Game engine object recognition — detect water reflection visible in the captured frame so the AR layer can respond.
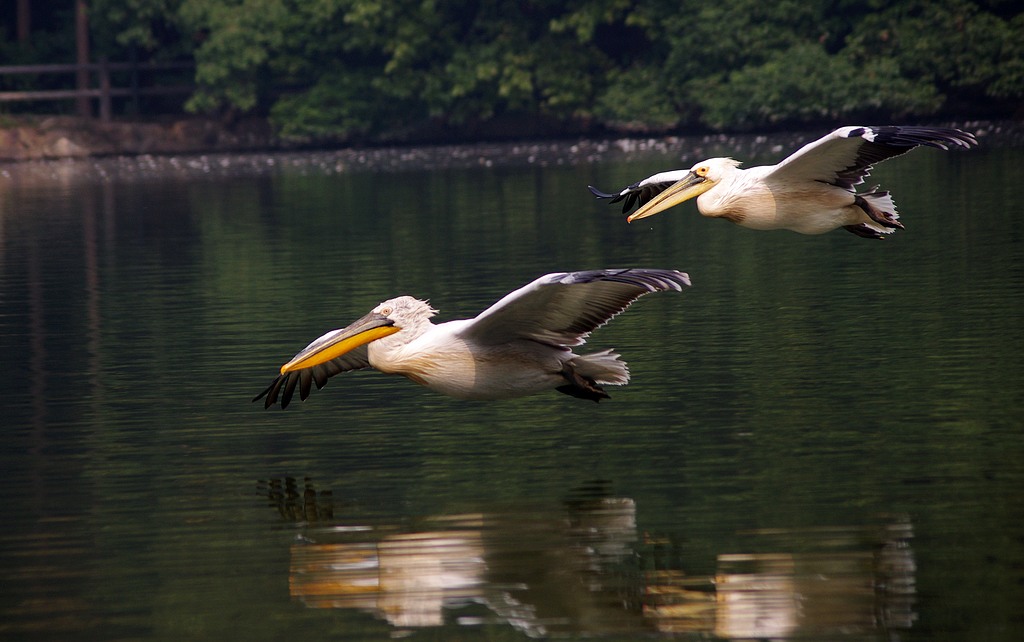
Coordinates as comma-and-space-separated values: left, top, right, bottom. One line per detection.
707, 526, 916, 639
4, 137, 1019, 640
272, 480, 915, 638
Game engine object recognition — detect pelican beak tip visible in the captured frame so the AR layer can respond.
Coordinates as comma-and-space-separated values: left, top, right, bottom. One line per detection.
278, 313, 399, 374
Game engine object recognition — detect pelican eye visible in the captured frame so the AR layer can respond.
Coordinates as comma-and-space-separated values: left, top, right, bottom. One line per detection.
695, 166, 708, 177
378, 306, 393, 316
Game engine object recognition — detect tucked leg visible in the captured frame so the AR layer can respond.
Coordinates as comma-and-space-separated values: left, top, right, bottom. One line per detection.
854, 193, 904, 229
556, 362, 610, 402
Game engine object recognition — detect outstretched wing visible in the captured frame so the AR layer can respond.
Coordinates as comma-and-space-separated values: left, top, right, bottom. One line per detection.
253, 346, 371, 409
461, 268, 690, 347
769, 125, 977, 190
589, 170, 691, 213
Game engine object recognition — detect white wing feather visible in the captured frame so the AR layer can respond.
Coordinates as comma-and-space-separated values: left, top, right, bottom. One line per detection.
460, 268, 690, 347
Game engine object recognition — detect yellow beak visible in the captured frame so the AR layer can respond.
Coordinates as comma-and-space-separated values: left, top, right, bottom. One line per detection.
627, 172, 714, 222
280, 311, 400, 374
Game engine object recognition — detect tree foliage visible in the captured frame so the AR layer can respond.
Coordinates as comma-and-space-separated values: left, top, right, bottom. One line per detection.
4, 0, 1021, 137
847, 0, 1024, 102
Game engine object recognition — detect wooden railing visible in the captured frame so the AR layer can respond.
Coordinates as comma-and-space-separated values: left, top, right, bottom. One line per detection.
0, 58, 194, 121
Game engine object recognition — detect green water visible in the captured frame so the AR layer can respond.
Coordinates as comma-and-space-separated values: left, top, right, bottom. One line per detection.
0, 134, 1021, 640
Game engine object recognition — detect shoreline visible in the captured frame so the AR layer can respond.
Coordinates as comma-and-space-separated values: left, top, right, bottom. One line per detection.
1, 116, 1019, 170
0, 115, 290, 162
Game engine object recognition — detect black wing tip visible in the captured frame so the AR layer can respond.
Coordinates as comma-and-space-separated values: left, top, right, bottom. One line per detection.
253, 357, 356, 410
588, 184, 629, 206
253, 373, 293, 409
855, 125, 978, 150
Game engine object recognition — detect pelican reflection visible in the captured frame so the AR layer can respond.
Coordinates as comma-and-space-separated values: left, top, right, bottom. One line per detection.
271, 480, 916, 638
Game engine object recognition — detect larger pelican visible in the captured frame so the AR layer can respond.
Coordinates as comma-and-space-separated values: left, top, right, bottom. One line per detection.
589, 125, 977, 238
254, 268, 690, 408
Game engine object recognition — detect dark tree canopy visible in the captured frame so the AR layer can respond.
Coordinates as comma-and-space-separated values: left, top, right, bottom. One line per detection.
2, 0, 1020, 140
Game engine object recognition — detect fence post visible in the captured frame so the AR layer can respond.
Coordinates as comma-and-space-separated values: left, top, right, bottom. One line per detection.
75, 0, 91, 117
98, 56, 112, 122
17, 0, 30, 42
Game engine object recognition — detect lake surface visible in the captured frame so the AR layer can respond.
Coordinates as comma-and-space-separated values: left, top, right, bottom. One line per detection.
1, 128, 1021, 641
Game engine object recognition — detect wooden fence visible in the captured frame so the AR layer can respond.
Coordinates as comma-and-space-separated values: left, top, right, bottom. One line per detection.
0, 58, 194, 121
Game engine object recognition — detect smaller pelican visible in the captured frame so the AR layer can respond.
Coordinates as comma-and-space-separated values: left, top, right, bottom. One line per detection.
589, 125, 977, 238
254, 268, 690, 408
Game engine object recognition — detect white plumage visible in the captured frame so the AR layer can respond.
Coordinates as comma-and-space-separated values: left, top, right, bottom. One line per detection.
254, 268, 690, 408
590, 125, 977, 238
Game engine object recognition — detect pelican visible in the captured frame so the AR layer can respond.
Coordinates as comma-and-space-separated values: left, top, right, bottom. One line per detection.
589, 125, 977, 238
254, 268, 690, 408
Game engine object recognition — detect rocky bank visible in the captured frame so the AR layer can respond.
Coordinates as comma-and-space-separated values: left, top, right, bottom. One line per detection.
0, 116, 288, 161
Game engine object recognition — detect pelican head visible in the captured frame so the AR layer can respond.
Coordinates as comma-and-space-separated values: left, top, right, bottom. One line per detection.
278, 296, 437, 375
370, 296, 438, 340
627, 158, 741, 222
